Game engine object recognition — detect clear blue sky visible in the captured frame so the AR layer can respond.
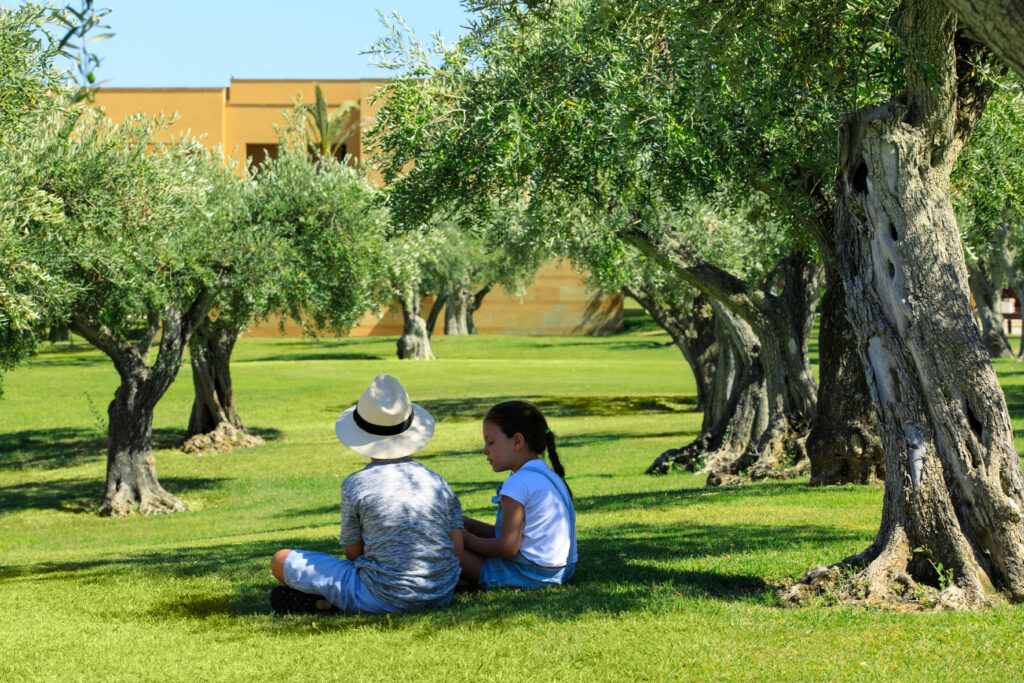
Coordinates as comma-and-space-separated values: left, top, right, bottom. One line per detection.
65, 1, 473, 87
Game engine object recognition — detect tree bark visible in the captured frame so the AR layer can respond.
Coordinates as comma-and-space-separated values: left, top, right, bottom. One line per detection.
467, 283, 494, 335
186, 318, 244, 438
967, 256, 1013, 358
70, 290, 210, 516
424, 295, 445, 339
787, 9, 1024, 607
940, 0, 1024, 80
444, 285, 473, 335
625, 234, 821, 484
807, 276, 885, 485
397, 290, 434, 360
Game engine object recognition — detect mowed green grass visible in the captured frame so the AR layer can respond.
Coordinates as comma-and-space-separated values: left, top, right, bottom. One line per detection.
3, 328, 1024, 682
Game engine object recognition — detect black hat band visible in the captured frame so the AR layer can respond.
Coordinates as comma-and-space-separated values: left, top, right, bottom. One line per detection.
353, 408, 414, 436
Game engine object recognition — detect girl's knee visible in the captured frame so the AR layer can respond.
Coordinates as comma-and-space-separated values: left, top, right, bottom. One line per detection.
270, 549, 293, 584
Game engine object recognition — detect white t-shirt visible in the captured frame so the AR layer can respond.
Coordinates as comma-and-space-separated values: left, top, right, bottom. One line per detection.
500, 459, 576, 567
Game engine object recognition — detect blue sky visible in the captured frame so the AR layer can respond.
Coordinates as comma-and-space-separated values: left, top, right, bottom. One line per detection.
68, 1, 473, 87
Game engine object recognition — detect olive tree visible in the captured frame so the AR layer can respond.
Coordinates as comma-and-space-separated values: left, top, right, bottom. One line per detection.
183, 114, 389, 448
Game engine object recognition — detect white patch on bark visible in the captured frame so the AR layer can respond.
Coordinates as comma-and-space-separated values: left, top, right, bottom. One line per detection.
867, 337, 898, 406
787, 338, 797, 355
904, 425, 926, 488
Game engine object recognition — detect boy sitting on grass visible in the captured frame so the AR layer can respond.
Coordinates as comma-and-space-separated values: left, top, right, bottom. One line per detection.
269, 374, 464, 615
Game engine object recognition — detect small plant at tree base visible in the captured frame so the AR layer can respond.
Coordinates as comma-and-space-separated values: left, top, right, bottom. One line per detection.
913, 546, 956, 592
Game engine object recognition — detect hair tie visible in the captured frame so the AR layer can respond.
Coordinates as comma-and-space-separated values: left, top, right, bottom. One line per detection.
545, 428, 552, 434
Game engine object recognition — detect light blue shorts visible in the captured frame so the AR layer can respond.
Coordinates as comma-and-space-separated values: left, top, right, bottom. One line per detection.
282, 549, 389, 614
479, 551, 575, 589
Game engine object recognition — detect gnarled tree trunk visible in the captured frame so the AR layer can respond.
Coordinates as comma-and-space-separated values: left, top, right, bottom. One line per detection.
180, 317, 264, 453
628, 234, 822, 484
397, 290, 434, 360
187, 319, 243, 437
70, 291, 209, 516
787, 11, 1024, 608
806, 246, 884, 486
467, 283, 493, 335
444, 285, 473, 335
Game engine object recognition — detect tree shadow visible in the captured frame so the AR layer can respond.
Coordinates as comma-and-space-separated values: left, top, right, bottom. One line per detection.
1, 516, 864, 626
0, 476, 226, 513
0, 428, 106, 471
417, 394, 698, 423
249, 352, 383, 363
0, 426, 285, 471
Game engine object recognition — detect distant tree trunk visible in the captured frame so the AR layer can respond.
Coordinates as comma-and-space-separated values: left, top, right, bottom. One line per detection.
988, 224, 1024, 357
179, 317, 264, 453
186, 318, 244, 438
467, 283, 494, 335
967, 257, 1013, 358
807, 275, 884, 485
70, 290, 210, 516
803, 200, 885, 487
444, 285, 473, 335
425, 295, 445, 339
787, 14, 1024, 607
397, 289, 434, 360
627, 235, 821, 484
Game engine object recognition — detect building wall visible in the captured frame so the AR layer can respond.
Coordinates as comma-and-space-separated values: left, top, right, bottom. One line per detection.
91, 79, 622, 337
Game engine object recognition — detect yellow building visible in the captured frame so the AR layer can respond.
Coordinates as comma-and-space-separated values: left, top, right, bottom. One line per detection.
92, 78, 622, 336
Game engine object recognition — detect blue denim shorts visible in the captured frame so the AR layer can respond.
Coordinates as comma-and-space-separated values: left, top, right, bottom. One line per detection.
282, 549, 390, 614
479, 551, 575, 589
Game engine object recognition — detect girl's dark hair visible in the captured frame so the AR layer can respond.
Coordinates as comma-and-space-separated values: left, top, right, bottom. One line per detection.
485, 400, 572, 499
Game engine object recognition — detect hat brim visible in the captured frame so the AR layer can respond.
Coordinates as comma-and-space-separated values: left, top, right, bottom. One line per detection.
334, 403, 435, 459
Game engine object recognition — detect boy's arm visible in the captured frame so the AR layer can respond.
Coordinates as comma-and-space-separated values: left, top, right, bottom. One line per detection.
464, 496, 524, 558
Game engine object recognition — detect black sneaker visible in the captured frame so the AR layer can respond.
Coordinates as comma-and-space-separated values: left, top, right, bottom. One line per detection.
270, 586, 340, 615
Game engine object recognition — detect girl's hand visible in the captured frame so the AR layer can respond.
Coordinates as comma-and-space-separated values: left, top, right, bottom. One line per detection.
465, 496, 525, 558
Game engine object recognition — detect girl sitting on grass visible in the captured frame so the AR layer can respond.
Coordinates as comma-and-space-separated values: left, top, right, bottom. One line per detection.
459, 400, 577, 588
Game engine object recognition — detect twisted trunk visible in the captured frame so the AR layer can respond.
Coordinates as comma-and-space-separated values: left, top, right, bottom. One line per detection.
70, 289, 210, 516
187, 318, 244, 437
467, 283, 493, 335
397, 289, 434, 360
807, 277, 885, 485
444, 285, 473, 335
787, 12, 1024, 607
626, 232, 821, 483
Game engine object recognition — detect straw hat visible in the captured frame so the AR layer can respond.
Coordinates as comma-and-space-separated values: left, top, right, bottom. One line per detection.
334, 374, 435, 459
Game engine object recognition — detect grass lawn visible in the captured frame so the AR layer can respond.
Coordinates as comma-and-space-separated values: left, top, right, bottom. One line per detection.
3, 328, 1024, 681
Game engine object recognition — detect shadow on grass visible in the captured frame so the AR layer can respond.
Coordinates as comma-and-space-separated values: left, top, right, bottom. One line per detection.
0, 476, 226, 513
1, 514, 864, 626
418, 395, 698, 424
0, 428, 107, 470
0, 426, 284, 472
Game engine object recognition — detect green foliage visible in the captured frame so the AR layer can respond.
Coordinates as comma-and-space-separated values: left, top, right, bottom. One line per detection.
953, 79, 1024, 244
250, 120, 391, 335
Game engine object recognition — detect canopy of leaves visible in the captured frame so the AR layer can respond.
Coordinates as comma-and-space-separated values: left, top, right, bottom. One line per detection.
250, 110, 391, 336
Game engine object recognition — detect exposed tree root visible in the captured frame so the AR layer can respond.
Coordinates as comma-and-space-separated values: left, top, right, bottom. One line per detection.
180, 421, 265, 454
100, 478, 186, 517
780, 528, 995, 611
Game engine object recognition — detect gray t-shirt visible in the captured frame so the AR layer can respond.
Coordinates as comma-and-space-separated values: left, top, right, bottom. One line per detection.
340, 458, 463, 611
